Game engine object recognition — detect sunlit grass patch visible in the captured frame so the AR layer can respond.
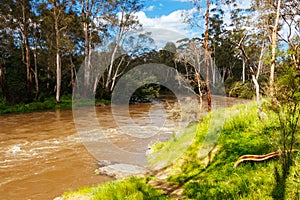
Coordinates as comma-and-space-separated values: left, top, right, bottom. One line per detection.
160, 101, 289, 199
147, 122, 201, 170
63, 177, 169, 200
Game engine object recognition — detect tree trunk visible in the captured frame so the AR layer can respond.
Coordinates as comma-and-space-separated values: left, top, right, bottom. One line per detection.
233, 150, 298, 169
205, 0, 212, 112
55, 50, 61, 103
196, 72, 203, 110
242, 58, 246, 83
25, 37, 32, 98
22, 0, 32, 99
105, 2, 126, 90
70, 54, 76, 98
93, 76, 99, 94
253, 42, 265, 120
47, 41, 53, 90
0, 64, 10, 102
53, 0, 61, 103
212, 58, 216, 85
106, 35, 121, 90
110, 56, 125, 91
251, 71, 261, 119
33, 44, 39, 100
82, 0, 91, 97
270, 0, 281, 98
84, 26, 91, 97
83, 22, 90, 96
291, 54, 299, 70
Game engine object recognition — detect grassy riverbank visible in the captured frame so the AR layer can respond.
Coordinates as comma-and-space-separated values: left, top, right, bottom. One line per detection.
62, 177, 169, 200
62, 102, 299, 199
162, 102, 299, 199
0, 95, 109, 115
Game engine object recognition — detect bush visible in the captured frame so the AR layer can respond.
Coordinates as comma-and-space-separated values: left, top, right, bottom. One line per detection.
226, 80, 254, 99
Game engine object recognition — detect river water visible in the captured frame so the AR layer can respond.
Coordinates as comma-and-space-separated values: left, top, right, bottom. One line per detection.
0, 96, 246, 199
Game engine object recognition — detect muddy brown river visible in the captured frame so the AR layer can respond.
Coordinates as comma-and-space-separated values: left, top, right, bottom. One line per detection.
0, 96, 246, 199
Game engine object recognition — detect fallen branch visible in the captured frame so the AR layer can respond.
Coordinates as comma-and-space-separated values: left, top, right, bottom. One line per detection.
233, 149, 299, 168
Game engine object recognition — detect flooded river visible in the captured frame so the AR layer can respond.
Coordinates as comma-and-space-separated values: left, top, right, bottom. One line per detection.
0, 96, 247, 199
0, 109, 113, 200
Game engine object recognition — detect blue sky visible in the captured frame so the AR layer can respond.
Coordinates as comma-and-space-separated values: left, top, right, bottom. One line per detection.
132, 0, 252, 48
132, 0, 198, 48
143, 0, 194, 18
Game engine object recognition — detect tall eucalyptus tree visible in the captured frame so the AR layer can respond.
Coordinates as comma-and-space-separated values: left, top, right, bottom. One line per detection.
105, 0, 143, 92
0, 0, 34, 100
39, 0, 75, 103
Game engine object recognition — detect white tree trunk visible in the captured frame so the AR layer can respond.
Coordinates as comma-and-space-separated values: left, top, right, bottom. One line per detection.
270, 0, 281, 98
56, 53, 61, 103
52, 0, 61, 103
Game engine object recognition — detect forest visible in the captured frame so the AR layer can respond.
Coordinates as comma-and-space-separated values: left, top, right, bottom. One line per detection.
0, 0, 298, 107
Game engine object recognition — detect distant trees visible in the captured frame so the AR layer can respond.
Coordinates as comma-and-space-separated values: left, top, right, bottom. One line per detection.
47, 0, 70, 103
278, 0, 300, 69
175, 38, 207, 109
78, 0, 108, 97
0, 8, 13, 102
20, 0, 33, 99
0, 0, 299, 108
180, 0, 217, 111
0, 0, 34, 101
104, 0, 143, 92
0, 0, 146, 104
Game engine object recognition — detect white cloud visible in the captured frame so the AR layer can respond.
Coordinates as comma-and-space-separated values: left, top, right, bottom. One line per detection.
134, 10, 196, 48
143, 5, 155, 12
133, 1, 254, 48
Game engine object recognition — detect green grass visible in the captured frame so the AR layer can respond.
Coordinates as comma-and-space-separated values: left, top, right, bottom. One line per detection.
62, 101, 299, 199
147, 121, 200, 169
0, 95, 110, 115
63, 177, 170, 200
160, 101, 299, 199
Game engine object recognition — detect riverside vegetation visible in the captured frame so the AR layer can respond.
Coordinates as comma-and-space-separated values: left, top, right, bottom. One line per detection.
62, 101, 300, 199
0, 95, 110, 115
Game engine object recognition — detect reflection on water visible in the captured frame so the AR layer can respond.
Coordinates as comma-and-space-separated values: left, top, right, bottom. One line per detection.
0, 96, 247, 200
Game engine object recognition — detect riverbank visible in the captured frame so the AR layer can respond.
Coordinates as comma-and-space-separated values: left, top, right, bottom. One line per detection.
0, 95, 110, 115
60, 101, 300, 199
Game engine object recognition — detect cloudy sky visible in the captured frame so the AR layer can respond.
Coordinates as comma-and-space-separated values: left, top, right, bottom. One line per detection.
134, 0, 197, 48
132, 0, 252, 48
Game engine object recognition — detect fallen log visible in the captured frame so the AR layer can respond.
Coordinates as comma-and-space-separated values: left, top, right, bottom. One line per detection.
233, 149, 299, 168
